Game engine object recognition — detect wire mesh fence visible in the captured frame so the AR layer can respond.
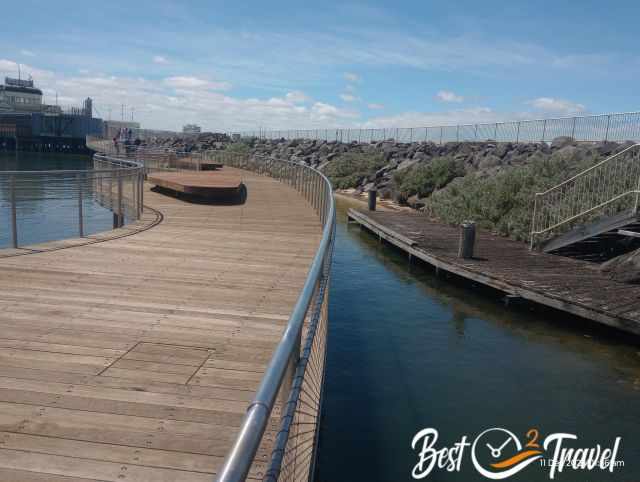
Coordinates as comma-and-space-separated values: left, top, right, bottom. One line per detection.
235, 112, 640, 144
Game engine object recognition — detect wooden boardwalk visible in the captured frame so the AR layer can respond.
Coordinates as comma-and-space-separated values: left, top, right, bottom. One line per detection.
348, 208, 640, 335
0, 168, 321, 481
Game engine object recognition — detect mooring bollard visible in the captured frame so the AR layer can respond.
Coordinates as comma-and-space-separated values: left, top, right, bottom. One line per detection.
368, 189, 377, 211
458, 221, 476, 259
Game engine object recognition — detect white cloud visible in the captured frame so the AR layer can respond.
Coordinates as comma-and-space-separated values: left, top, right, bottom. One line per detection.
436, 90, 464, 103
153, 55, 169, 64
164, 76, 231, 91
0, 59, 54, 82
20, 50, 36, 57
362, 107, 502, 128
344, 72, 360, 82
340, 93, 359, 102
285, 91, 309, 103
526, 97, 586, 115
0, 57, 358, 130
367, 103, 384, 110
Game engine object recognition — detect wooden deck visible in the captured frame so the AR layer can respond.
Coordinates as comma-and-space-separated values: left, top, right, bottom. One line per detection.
348, 208, 640, 335
148, 170, 243, 199
0, 167, 321, 481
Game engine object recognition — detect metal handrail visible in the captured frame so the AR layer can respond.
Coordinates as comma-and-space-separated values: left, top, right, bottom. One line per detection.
530, 143, 640, 248
535, 143, 640, 196
211, 155, 335, 482
1, 155, 144, 249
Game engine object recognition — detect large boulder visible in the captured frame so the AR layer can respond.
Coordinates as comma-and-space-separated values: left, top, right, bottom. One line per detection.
551, 136, 575, 150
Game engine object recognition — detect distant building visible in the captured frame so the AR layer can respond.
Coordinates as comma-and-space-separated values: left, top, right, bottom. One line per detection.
183, 124, 201, 134
0, 77, 43, 113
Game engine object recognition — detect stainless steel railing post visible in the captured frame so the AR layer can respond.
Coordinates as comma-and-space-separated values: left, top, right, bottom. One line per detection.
139, 170, 144, 216
77, 173, 84, 237
117, 173, 123, 228
10, 175, 18, 248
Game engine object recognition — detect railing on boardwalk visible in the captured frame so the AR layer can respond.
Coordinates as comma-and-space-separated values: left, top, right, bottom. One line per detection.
210, 151, 335, 482
530, 143, 640, 248
232, 111, 640, 144
1, 155, 144, 249
87, 138, 336, 482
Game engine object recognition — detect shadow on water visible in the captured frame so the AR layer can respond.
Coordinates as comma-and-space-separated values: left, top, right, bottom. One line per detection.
316, 197, 640, 482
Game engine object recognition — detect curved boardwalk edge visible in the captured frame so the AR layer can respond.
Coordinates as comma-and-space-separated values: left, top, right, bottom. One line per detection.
348, 208, 640, 335
0, 207, 163, 259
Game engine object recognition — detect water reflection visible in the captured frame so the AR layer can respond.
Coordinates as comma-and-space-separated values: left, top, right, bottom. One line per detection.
0, 152, 115, 248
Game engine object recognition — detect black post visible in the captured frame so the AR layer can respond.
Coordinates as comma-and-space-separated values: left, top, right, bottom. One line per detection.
458, 221, 476, 259
368, 189, 377, 211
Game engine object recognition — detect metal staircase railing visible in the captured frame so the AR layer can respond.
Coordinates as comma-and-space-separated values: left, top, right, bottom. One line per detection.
530, 143, 640, 249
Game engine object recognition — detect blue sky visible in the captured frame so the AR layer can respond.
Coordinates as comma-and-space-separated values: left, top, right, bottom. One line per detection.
1, 0, 639, 131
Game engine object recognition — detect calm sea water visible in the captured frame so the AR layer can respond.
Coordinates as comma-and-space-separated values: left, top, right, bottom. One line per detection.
0, 152, 115, 248
316, 198, 640, 482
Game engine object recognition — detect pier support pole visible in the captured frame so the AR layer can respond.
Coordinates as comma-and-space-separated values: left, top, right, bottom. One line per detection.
458, 221, 476, 259
368, 189, 377, 211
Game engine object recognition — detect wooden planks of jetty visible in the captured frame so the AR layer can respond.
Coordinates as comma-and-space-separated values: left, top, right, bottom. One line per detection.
348, 208, 640, 335
0, 167, 321, 481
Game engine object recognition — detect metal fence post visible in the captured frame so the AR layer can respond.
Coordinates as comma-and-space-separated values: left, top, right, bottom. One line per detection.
117, 173, 123, 228
516, 121, 521, 143
542, 119, 547, 142
494, 123, 498, 140
10, 175, 18, 248
605, 115, 611, 142
77, 174, 84, 237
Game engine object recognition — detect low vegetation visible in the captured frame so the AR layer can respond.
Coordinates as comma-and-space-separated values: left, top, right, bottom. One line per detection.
423, 149, 604, 241
393, 157, 463, 201
324, 152, 386, 189
225, 141, 252, 153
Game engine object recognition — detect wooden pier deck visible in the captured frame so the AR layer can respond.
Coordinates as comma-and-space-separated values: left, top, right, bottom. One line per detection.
0, 167, 321, 481
348, 208, 640, 335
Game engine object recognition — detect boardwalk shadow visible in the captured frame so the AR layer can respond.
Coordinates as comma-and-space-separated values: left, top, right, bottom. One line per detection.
151, 183, 247, 205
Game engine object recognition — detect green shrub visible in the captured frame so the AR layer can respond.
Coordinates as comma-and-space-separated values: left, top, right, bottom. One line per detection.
225, 141, 251, 153
324, 152, 386, 189
393, 157, 463, 199
423, 152, 605, 241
